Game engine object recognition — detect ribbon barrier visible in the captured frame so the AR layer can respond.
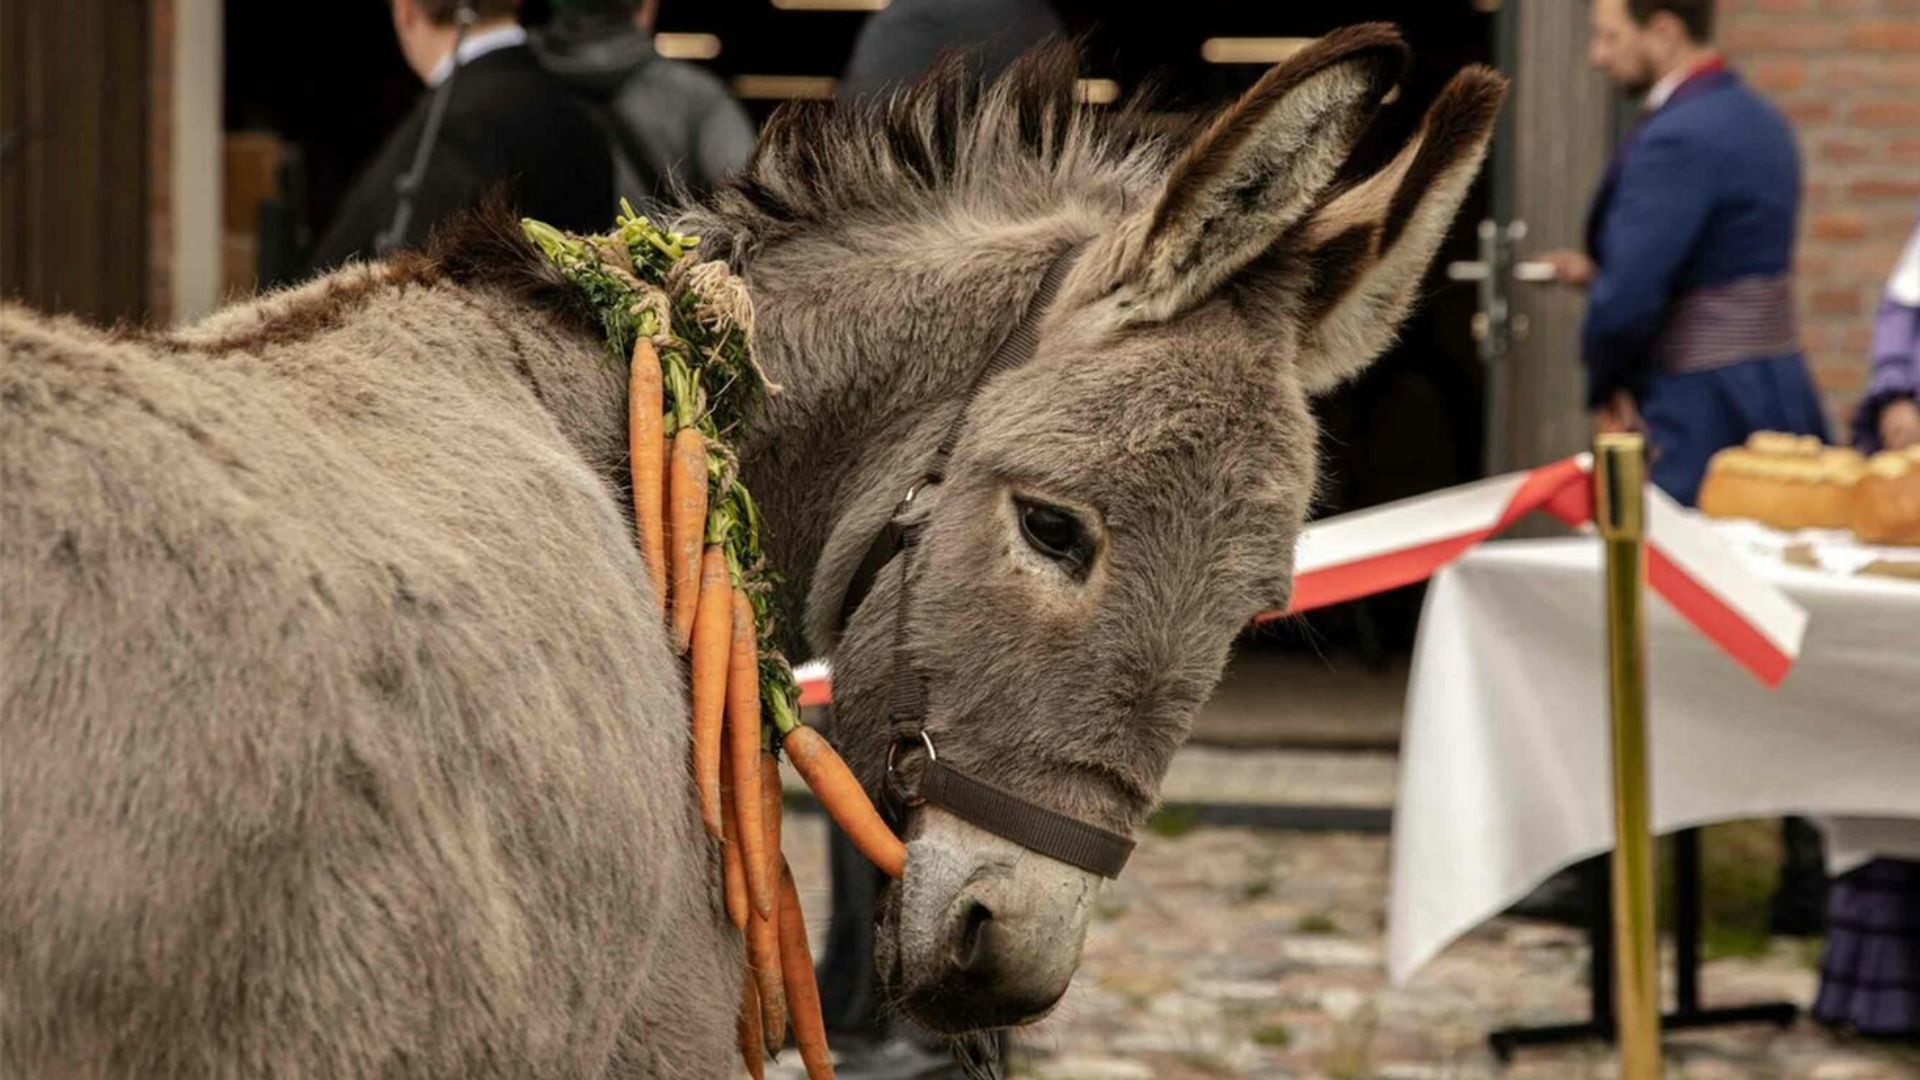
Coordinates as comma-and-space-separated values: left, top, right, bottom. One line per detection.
1266, 453, 1808, 687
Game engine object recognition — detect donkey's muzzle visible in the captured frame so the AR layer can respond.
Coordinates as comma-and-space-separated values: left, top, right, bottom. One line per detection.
883, 806, 1100, 1033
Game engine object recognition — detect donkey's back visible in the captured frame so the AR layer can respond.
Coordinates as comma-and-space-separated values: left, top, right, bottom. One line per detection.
0, 284, 737, 1077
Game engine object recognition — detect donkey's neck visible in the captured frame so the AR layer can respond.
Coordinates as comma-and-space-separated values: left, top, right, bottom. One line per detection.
726, 216, 1089, 655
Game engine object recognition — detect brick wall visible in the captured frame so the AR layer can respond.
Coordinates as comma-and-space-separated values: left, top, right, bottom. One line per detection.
1719, 0, 1920, 434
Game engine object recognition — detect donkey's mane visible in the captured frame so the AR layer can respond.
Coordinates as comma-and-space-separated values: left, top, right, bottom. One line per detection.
682, 42, 1192, 260
146, 195, 596, 354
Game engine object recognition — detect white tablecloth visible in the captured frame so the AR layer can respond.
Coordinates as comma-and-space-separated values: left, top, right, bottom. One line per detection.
1388, 536, 1920, 985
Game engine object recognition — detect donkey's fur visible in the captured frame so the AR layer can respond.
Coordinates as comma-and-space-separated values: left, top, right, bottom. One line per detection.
1, 28, 1503, 1074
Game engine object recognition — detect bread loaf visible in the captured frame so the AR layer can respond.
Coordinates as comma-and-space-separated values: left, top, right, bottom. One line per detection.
1850, 446, 1920, 546
1697, 434, 1864, 531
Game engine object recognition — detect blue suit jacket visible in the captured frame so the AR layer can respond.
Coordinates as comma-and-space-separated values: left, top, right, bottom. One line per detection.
1582, 70, 1803, 408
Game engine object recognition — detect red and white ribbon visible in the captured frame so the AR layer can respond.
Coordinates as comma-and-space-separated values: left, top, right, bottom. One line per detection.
1269, 456, 1593, 617
795, 659, 832, 710
1267, 455, 1806, 687
793, 456, 1807, 703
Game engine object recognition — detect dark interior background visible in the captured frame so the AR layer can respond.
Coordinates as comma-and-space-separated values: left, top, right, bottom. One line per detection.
223, 0, 1497, 661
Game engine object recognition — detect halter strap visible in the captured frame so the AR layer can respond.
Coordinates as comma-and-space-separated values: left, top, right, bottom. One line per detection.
830, 242, 1136, 880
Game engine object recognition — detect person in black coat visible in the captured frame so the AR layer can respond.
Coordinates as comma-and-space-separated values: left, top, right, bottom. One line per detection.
308, 0, 613, 274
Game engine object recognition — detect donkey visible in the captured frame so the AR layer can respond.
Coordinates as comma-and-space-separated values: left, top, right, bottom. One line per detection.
0, 25, 1503, 1077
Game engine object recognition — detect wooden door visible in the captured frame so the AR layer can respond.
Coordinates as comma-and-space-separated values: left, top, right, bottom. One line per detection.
1477, 1, 1620, 475
1, 0, 150, 324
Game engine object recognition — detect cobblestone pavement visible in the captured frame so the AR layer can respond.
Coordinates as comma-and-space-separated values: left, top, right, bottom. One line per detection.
773, 815, 1919, 1080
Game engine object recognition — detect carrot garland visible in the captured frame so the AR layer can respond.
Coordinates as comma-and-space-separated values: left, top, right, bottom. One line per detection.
747, 892, 787, 1060
720, 757, 748, 931
727, 589, 774, 920
779, 860, 835, 1079
528, 207, 911, 1077
629, 340, 668, 614
777, 720, 908, 880
666, 425, 709, 654
758, 750, 789, 1055
690, 546, 732, 839
760, 747, 784, 910
738, 976, 767, 1080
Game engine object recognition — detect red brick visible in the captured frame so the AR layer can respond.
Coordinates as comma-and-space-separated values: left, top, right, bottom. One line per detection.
1848, 20, 1920, 51
1886, 58, 1920, 87
1892, 137, 1920, 162
1811, 213, 1870, 242
1813, 289, 1864, 316
1724, 20, 1848, 50
1814, 61, 1878, 91
1750, 59, 1807, 91
1817, 138, 1870, 164
1781, 99, 1837, 125
1853, 99, 1920, 128
1845, 244, 1911, 278
1815, 364, 1865, 393
1850, 177, 1920, 201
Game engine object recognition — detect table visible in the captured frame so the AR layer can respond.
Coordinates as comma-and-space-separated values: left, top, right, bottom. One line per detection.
1388, 535, 1920, 986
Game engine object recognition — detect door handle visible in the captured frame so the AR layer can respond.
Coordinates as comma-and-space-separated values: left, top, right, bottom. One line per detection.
1449, 259, 1559, 283
1513, 260, 1559, 283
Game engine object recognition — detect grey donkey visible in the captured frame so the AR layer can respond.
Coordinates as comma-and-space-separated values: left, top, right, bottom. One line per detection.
0, 26, 1504, 1077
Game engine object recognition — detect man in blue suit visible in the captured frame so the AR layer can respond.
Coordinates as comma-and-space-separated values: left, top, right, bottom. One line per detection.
1541, 0, 1827, 505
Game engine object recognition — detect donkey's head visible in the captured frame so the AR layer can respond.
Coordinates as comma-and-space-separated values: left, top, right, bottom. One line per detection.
699, 25, 1503, 1034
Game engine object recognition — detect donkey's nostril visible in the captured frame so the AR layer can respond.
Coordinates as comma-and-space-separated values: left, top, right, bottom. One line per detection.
952, 895, 995, 973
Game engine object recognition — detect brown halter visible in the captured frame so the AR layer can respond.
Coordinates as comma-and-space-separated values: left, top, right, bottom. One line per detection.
833, 243, 1134, 880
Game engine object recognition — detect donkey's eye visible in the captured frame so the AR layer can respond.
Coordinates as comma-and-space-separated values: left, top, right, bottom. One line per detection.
1016, 498, 1093, 573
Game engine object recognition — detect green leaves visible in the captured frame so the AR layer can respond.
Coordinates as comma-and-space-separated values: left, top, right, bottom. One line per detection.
528, 211, 799, 750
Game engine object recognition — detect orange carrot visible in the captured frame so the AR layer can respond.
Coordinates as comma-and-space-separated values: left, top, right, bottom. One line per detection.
628, 340, 667, 616
747, 893, 787, 1061
760, 747, 784, 890
667, 428, 708, 652
759, 750, 790, 1056
782, 726, 906, 879
779, 859, 834, 1079
690, 546, 731, 838
727, 589, 773, 920
720, 756, 748, 931
738, 973, 766, 1080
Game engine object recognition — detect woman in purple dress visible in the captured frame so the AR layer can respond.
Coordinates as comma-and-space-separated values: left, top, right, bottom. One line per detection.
1850, 213, 1920, 454
1816, 209, 1920, 1042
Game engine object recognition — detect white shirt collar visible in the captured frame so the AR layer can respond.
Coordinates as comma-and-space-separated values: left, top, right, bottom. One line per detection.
427, 23, 527, 87
1645, 66, 1690, 111
1646, 55, 1720, 111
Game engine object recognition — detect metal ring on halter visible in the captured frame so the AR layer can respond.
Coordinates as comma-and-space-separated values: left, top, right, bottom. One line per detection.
897, 476, 933, 514
886, 729, 937, 773
885, 731, 937, 810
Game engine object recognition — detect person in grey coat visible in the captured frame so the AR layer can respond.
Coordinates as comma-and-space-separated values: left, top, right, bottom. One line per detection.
532, 0, 755, 208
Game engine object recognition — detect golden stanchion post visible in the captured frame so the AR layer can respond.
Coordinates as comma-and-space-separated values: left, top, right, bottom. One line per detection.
1594, 433, 1661, 1078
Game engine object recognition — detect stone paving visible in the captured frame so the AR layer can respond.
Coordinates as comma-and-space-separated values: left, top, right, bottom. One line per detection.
771, 814, 1920, 1080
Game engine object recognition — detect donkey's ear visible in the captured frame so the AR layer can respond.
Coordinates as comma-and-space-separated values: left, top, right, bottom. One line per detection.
1284, 66, 1509, 394
1108, 24, 1408, 323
